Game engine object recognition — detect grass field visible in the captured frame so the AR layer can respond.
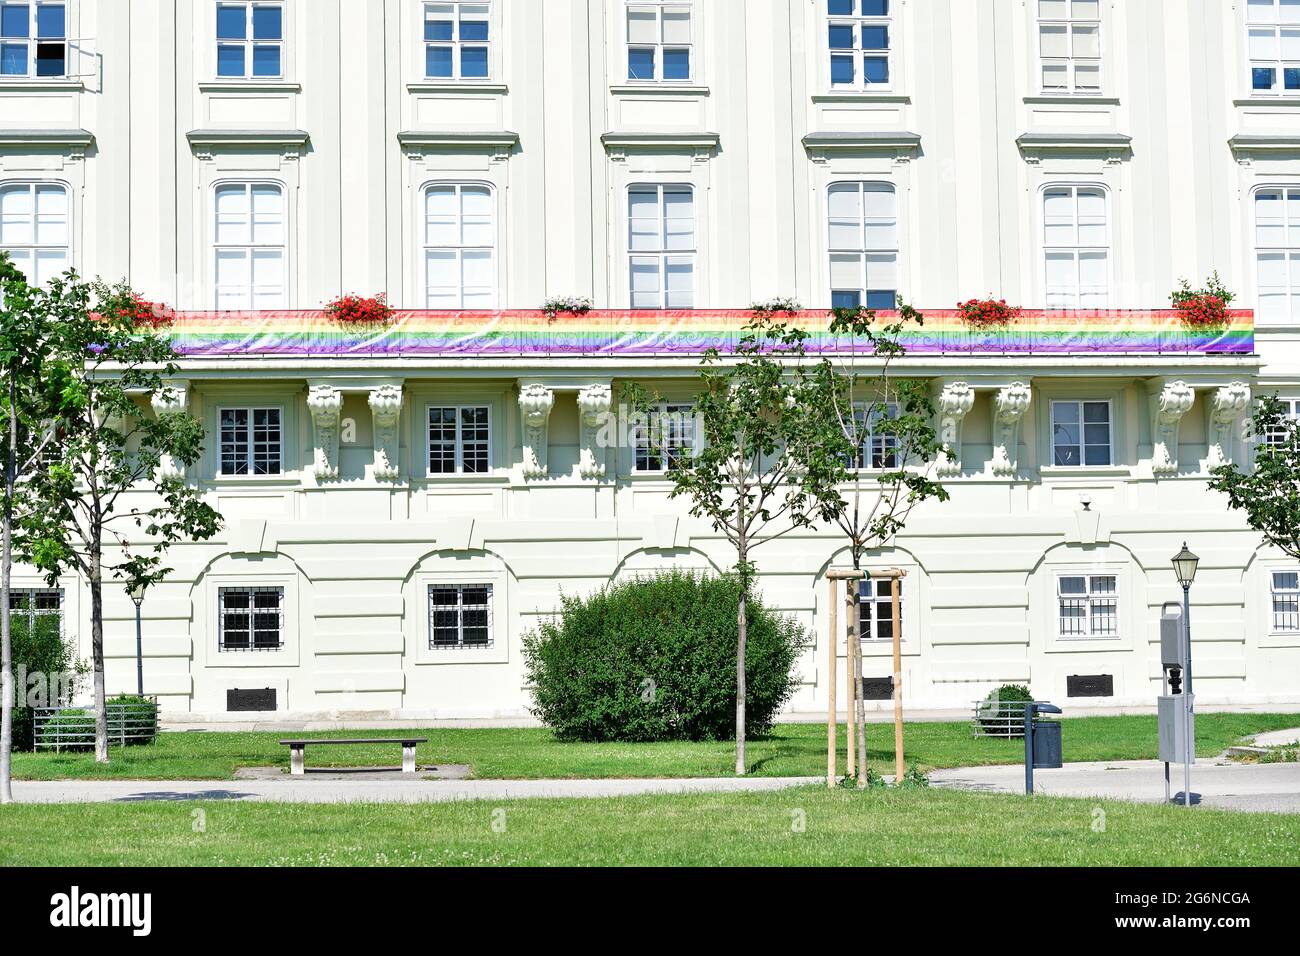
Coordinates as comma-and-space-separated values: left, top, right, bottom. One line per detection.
10, 712, 1297, 781
2, 786, 1297, 866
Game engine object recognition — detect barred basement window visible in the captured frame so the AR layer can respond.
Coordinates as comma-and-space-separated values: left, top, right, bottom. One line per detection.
218, 586, 284, 651
219, 407, 282, 475
633, 403, 695, 472
427, 405, 490, 474
1057, 573, 1118, 638
1271, 570, 1300, 632
857, 577, 901, 641
428, 583, 492, 649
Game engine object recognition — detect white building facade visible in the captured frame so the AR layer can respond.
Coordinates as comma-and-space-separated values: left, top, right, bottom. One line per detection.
3, 0, 1299, 718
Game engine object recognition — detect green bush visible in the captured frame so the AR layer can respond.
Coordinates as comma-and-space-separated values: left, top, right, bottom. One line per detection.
523, 571, 806, 742
105, 695, 160, 745
37, 708, 94, 750
10, 611, 84, 751
976, 683, 1034, 737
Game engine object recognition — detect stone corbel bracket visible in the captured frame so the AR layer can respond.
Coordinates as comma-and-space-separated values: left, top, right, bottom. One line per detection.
991, 382, 1032, 478
368, 384, 403, 480
1206, 382, 1251, 469
1151, 380, 1194, 476
519, 383, 555, 479
306, 384, 344, 480
151, 382, 190, 480
577, 383, 613, 479
936, 381, 975, 478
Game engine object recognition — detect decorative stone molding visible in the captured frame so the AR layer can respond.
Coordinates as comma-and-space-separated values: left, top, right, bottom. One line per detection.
1015, 131, 1132, 166
518, 383, 555, 479
368, 384, 403, 481
1206, 382, 1251, 469
186, 128, 310, 162
990, 383, 1032, 478
306, 384, 344, 480
801, 130, 922, 167
397, 129, 518, 164
601, 131, 720, 164
1151, 380, 1195, 477
577, 383, 614, 479
151, 382, 190, 480
936, 381, 975, 478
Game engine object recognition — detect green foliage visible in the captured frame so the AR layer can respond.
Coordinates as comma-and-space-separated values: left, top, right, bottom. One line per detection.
10, 612, 83, 750
1208, 395, 1300, 559
522, 571, 806, 742
104, 694, 159, 745
990, 683, 1034, 702
38, 708, 93, 750
899, 763, 930, 788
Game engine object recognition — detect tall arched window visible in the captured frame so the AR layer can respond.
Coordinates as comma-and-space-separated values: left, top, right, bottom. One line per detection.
213, 181, 286, 310
0, 181, 69, 286
1043, 184, 1108, 308
423, 183, 496, 309
828, 181, 896, 310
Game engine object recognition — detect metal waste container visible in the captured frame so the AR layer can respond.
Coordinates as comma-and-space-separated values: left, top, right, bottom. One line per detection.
1032, 719, 1062, 769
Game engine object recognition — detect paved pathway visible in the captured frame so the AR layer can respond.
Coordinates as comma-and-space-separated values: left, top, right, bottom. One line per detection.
1251, 727, 1300, 747
11, 775, 821, 805
931, 759, 1300, 813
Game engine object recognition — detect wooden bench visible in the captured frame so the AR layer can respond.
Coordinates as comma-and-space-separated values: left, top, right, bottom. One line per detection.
278, 737, 428, 775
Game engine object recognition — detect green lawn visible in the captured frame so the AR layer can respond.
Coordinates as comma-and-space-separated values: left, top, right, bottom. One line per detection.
2, 786, 1297, 866
11, 712, 1298, 781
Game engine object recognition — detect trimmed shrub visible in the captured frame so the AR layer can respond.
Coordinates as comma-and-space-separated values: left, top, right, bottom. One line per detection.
105, 695, 160, 745
523, 571, 806, 742
37, 708, 94, 750
976, 683, 1034, 737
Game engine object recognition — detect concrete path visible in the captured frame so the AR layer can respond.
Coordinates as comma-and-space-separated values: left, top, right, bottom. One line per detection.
1251, 727, 1300, 748
11, 775, 821, 805
931, 759, 1300, 813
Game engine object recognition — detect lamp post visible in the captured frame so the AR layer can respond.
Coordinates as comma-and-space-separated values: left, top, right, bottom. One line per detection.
1171, 542, 1199, 807
127, 583, 146, 696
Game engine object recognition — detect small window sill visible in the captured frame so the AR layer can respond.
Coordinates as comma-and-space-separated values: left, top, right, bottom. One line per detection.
1038, 465, 1132, 479
205, 475, 298, 487
199, 80, 301, 93
1023, 93, 1119, 105
406, 81, 507, 95
812, 91, 909, 104
610, 83, 709, 97
0, 78, 84, 92
1234, 96, 1300, 106
415, 473, 510, 485
1261, 634, 1300, 648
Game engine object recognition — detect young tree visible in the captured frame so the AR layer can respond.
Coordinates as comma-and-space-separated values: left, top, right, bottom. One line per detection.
818, 303, 949, 785
18, 274, 222, 764
1207, 395, 1300, 558
626, 303, 848, 774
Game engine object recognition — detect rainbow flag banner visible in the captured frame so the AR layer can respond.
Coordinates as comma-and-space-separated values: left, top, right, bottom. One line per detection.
159, 309, 1254, 358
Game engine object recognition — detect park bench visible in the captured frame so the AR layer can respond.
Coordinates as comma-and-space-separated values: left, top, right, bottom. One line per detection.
278, 737, 428, 775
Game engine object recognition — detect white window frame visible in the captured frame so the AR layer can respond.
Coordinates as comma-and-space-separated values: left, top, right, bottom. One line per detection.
1261, 396, 1300, 446
627, 183, 695, 309
1041, 183, 1110, 309
857, 575, 902, 642
422, 1, 492, 81
625, 0, 694, 84
422, 181, 497, 309
1247, 0, 1300, 96
1055, 571, 1120, 639
214, 0, 284, 80
849, 401, 898, 470
1252, 184, 1300, 325
1036, 0, 1101, 94
1269, 569, 1300, 633
0, 0, 67, 79
826, 0, 893, 92
828, 180, 898, 311
218, 405, 284, 476
217, 585, 285, 651
1049, 399, 1112, 467
426, 404, 492, 475
0, 179, 70, 287
428, 582, 494, 649
633, 402, 697, 473
211, 179, 287, 310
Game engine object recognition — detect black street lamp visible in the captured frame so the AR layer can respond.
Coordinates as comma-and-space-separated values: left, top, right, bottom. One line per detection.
1171, 542, 1198, 806
127, 583, 146, 696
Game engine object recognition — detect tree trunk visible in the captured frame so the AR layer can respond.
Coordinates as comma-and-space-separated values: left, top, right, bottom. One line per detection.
735, 581, 747, 776
1, 371, 16, 803
851, 573, 867, 788
89, 549, 108, 764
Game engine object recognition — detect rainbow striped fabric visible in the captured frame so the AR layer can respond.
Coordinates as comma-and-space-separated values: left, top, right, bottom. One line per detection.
157, 309, 1254, 358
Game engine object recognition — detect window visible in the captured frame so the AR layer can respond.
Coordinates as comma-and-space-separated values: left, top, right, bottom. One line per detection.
8, 587, 61, 631
428, 583, 492, 648
218, 586, 284, 650
1262, 397, 1300, 446
828, 182, 897, 311
424, 183, 495, 308
1248, 0, 1300, 94
850, 402, 898, 469
213, 182, 286, 310
857, 577, 901, 641
0, 182, 69, 286
1271, 570, 1300, 631
219, 407, 282, 475
1037, 0, 1100, 93
424, 2, 489, 79
1043, 185, 1108, 308
827, 0, 890, 89
216, 2, 283, 78
628, 184, 694, 308
0, 1, 65, 77
427, 405, 490, 474
1254, 187, 1300, 323
1057, 573, 1118, 638
1051, 400, 1111, 466
626, 1, 692, 82
634, 403, 695, 472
